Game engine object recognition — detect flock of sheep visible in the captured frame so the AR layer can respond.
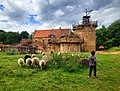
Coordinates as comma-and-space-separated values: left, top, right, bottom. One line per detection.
17, 53, 48, 70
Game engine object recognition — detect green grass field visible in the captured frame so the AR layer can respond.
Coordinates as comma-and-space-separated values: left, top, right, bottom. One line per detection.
0, 52, 120, 91
106, 47, 120, 52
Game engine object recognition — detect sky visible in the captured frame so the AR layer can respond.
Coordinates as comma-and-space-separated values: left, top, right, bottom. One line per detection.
0, 0, 120, 34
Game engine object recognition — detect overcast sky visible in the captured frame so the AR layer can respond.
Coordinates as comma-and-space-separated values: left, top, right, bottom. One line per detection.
0, 0, 120, 34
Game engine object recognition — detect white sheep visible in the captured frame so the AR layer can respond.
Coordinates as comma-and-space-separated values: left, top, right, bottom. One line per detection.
26, 58, 32, 67
42, 54, 48, 62
31, 57, 39, 67
42, 52, 45, 55
39, 59, 46, 70
31, 54, 36, 58
18, 58, 24, 67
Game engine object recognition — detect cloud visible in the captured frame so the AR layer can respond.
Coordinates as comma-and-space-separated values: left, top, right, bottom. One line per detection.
92, 0, 113, 10
2, 0, 28, 22
0, 0, 120, 34
54, 9, 65, 17
91, 0, 120, 27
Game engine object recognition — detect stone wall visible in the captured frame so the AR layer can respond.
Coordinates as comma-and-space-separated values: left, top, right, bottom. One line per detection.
60, 43, 80, 53
74, 25, 96, 52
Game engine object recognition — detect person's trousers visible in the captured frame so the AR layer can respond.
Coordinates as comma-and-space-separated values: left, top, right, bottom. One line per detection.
88, 66, 96, 77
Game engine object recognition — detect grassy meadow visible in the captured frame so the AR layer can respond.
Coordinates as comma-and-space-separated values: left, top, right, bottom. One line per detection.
0, 52, 120, 91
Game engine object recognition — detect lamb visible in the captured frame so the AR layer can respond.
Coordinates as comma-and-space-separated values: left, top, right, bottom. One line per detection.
39, 59, 46, 70
31, 57, 39, 67
26, 58, 32, 67
18, 58, 24, 67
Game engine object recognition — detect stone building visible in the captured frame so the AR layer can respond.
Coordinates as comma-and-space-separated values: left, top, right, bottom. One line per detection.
32, 28, 71, 53
32, 10, 97, 53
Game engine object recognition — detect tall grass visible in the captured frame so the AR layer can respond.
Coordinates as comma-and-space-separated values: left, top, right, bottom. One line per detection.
0, 52, 120, 91
106, 47, 120, 52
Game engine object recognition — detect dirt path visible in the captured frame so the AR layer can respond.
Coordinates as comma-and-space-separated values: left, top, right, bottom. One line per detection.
97, 51, 120, 54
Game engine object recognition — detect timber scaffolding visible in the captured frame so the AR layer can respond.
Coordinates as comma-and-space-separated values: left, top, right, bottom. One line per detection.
73, 9, 97, 31
73, 20, 97, 31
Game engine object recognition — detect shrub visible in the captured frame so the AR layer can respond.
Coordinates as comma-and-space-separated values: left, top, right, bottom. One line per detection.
46, 52, 88, 73
5, 48, 19, 55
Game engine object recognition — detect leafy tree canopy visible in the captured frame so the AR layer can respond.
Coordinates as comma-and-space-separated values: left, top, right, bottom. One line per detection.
20, 31, 29, 39
96, 19, 120, 50
0, 30, 29, 45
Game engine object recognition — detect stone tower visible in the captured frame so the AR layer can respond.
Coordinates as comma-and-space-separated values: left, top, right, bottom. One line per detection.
73, 9, 97, 52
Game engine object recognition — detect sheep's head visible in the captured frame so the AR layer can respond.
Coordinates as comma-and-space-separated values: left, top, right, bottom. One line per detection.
31, 54, 36, 58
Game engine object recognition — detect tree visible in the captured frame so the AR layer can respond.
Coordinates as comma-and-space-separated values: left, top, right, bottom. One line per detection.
0, 30, 6, 43
107, 20, 120, 47
20, 31, 29, 39
96, 19, 120, 49
0, 30, 5, 33
96, 25, 107, 49
4, 32, 20, 45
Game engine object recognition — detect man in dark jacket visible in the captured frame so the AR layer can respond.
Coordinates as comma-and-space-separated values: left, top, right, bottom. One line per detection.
88, 50, 97, 78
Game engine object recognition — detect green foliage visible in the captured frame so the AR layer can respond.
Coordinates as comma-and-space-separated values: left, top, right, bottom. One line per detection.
0, 30, 5, 33
96, 19, 120, 49
47, 52, 87, 73
4, 32, 21, 44
96, 25, 107, 48
106, 47, 120, 52
0, 30, 30, 45
20, 31, 29, 39
0, 32, 5, 43
5, 48, 19, 55
28, 34, 33, 40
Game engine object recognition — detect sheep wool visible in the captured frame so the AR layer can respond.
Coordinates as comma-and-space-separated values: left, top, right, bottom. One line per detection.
39, 59, 46, 70
42, 55, 48, 62
18, 58, 24, 67
26, 58, 32, 67
31, 57, 39, 67
31, 54, 36, 58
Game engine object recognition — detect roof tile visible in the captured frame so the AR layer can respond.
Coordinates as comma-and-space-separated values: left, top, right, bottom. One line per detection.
33, 28, 70, 38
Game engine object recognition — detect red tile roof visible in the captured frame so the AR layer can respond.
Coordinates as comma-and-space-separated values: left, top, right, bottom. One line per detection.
33, 28, 71, 38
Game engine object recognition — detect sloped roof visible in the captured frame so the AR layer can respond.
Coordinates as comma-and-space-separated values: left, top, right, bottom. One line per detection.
33, 28, 71, 38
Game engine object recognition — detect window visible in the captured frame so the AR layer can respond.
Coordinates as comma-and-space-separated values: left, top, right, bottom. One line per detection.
41, 38, 45, 43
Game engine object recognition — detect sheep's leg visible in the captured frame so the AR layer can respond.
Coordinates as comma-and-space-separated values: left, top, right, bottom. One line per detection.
30, 64, 31, 67
41, 66, 43, 70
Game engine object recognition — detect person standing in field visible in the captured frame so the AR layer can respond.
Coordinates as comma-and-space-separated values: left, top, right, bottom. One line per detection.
88, 50, 97, 78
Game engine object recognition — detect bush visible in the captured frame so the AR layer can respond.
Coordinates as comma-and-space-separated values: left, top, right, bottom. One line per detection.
46, 52, 88, 73
5, 48, 19, 55
46, 52, 64, 69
